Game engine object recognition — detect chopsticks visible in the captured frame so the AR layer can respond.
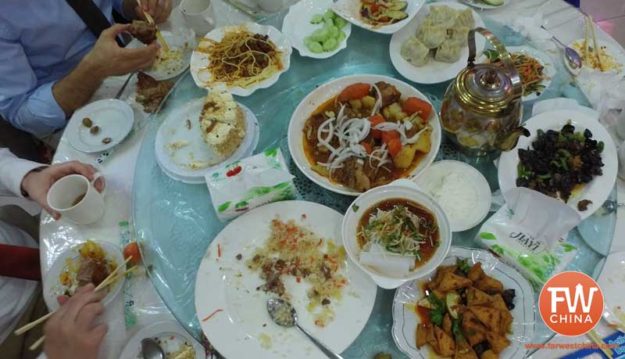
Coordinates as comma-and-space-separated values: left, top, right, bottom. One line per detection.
587, 329, 613, 358
583, 14, 604, 71
15, 257, 133, 350
136, 0, 170, 51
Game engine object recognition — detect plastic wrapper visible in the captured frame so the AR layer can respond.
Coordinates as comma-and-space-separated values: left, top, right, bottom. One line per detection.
476, 188, 581, 286
205, 147, 296, 221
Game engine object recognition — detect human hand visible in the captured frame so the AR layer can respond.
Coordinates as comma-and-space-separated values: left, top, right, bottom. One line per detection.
82, 24, 159, 78
20, 161, 105, 220
135, 0, 173, 24
44, 284, 108, 359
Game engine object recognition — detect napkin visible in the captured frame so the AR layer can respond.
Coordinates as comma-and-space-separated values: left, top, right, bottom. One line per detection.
205, 147, 296, 221
508, 13, 554, 50
477, 188, 581, 285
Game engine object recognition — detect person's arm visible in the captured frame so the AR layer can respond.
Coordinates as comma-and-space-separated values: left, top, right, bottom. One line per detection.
118, 0, 173, 24
52, 24, 158, 117
0, 148, 42, 198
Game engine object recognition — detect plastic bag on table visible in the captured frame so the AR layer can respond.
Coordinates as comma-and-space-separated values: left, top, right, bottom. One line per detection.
476, 187, 581, 286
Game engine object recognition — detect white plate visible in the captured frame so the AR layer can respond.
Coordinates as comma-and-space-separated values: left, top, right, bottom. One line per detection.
331, 0, 424, 34
498, 109, 618, 220
129, 29, 196, 81
596, 251, 625, 330
389, 2, 486, 84
119, 320, 204, 359
568, 38, 625, 75
342, 185, 452, 289
194, 200, 377, 359
392, 247, 535, 359
459, 0, 509, 10
66, 99, 134, 153
190, 23, 292, 96
287, 74, 442, 196
415, 160, 491, 232
481, 46, 556, 102
154, 98, 259, 184
282, 0, 352, 59
43, 241, 125, 311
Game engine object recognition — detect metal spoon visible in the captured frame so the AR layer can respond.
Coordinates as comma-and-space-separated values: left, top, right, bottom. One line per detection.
266, 298, 343, 359
549, 33, 583, 70
141, 338, 165, 359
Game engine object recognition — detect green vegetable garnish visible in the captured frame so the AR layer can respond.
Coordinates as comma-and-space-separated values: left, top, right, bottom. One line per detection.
457, 258, 471, 274
428, 294, 446, 326
310, 14, 323, 24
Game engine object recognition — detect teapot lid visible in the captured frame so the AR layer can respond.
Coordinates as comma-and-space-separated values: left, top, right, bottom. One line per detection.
464, 65, 514, 103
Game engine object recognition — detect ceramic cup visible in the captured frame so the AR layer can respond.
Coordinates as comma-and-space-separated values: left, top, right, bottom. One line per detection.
47, 173, 105, 224
179, 0, 215, 37
619, 141, 625, 180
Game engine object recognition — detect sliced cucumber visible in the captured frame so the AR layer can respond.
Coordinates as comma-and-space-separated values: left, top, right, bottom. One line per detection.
389, 0, 407, 11
384, 10, 408, 21
482, 0, 503, 6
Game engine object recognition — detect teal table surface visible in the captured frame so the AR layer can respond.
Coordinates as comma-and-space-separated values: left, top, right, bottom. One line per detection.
132, 16, 616, 358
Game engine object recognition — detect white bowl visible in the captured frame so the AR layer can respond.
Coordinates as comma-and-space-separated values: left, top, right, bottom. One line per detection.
43, 241, 125, 311
341, 185, 452, 289
287, 74, 442, 196
282, 0, 352, 59
190, 23, 292, 96
415, 160, 491, 232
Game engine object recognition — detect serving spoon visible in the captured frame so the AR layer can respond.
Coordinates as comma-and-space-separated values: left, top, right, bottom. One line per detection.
141, 338, 165, 359
542, 28, 583, 71
266, 298, 343, 359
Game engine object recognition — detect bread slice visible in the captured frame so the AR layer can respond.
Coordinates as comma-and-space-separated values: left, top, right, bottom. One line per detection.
199, 88, 246, 159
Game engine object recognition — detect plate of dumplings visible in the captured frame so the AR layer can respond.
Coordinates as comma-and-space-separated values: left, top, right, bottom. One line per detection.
389, 2, 485, 84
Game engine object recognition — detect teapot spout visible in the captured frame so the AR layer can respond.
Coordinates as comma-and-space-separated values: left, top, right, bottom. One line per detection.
498, 127, 530, 151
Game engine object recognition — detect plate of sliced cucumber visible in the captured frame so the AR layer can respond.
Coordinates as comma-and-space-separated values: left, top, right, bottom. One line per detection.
282, 0, 352, 59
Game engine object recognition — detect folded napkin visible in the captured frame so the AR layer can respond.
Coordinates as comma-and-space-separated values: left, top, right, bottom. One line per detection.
508, 13, 555, 50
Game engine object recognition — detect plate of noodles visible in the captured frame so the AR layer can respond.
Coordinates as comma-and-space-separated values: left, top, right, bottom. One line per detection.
482, 46, 556, 101
190, 23, 292, 96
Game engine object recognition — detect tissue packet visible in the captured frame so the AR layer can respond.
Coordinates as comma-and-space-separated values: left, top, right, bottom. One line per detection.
476, 188, 581, 286
205, 148, 296, 221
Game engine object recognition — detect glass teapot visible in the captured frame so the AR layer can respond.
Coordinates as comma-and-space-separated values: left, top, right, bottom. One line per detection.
440, 27, 528, 156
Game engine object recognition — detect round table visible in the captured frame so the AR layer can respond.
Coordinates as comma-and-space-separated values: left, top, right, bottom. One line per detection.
40, 0, 625, 358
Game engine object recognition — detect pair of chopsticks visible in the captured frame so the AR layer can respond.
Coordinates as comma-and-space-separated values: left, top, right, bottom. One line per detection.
136, 0, 170, 51
587, 329, 613, 358
15, 257, 134, 351
583, 14, 604, 71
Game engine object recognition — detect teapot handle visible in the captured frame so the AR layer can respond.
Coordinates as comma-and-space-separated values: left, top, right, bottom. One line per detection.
467, 27, 523, 99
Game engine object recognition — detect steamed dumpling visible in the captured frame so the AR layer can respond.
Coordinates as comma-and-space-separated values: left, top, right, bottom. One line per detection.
401, 37, 430, 67
454, 8, 475, 28
435, 39, 462, 63
417, 23, 447, 49
447, 26, 470, 46
427, 5, 458, 28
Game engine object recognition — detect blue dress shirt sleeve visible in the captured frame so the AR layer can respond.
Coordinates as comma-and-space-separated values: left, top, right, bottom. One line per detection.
0, 37, 67, 137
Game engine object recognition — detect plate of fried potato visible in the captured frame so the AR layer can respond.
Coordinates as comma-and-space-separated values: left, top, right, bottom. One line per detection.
392, 247, 535, 359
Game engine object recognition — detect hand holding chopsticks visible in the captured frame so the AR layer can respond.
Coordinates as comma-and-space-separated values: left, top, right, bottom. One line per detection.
14, 256, 133, 351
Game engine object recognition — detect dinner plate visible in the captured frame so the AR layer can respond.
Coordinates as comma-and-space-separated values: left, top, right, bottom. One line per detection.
595, 251, 625, 331
480, 46, 556, 102
66, 99, 134, 153
567, 38, 625, 75
43, 241, 125, 311
331, 0, 424, 34
459, 0, 510, 10
194, 200, 377, 359
129, 29, 196, 81
282, 0, 352, 59
119, 320, 204, 359
498, 109, 618, 220
389, 2, 485, 84
190, 23, 292, 96
154, 98, 259, 184
392, 246, 535, 359
287, 74, 442, 196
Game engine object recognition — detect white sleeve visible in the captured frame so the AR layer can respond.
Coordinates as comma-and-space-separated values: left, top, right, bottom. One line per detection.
0, 148, 42, 197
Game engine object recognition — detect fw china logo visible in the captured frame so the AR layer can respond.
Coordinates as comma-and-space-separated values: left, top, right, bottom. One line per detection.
538, 271, 604, 336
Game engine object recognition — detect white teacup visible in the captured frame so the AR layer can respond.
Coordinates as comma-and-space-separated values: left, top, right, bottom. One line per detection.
179, 0, 215, 37
47, 174, 105, 224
